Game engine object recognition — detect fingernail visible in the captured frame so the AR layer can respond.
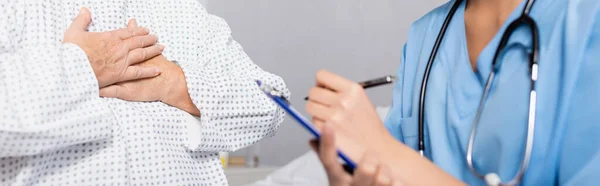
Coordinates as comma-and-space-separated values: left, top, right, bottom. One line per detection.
157, 44, 165, 51
79, 7, 87, 15
154, 68, 161, 74
144, 27, 150, 33
363, 160, 376, 173
379, 175, 392, 185
322, 125, 331, 133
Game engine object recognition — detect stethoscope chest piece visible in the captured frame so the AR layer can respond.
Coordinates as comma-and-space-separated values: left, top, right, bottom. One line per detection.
485, 173, 502, 186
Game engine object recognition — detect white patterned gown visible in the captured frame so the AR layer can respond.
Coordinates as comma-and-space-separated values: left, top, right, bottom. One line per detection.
0, 0, 290, 185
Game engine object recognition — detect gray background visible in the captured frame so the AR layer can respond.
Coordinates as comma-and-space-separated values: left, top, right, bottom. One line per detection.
200, 0, 447, 166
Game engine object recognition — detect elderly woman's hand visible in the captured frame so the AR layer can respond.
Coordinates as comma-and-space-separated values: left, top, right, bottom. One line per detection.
99, 54, 200, 116
63, 7, 164, 88
97, 19, 200, 116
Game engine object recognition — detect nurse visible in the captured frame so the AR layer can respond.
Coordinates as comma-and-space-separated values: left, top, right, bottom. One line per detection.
305, 0, 600, 185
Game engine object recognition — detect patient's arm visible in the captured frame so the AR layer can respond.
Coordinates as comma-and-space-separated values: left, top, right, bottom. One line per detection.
0, 7, 161, 157
0, 43, 114, 158
100, 10, 290, 152
178, 13, 290, 152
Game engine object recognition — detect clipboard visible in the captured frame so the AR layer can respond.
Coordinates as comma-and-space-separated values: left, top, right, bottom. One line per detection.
256, 80, 357, 173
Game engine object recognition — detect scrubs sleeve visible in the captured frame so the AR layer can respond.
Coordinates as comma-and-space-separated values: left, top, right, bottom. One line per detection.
384, 43, 408, 143
559, 4, 600, 185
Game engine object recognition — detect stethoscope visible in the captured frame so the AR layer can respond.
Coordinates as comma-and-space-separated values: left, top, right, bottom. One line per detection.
417, 0, 539, 185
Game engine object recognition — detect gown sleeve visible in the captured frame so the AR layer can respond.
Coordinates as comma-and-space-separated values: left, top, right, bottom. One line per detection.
558, 1, 600, 184
177, 12, 289, 152
0, 5, 114, 157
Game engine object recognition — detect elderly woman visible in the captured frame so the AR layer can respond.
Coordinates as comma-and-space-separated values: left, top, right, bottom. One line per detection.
0, 1, 288, 185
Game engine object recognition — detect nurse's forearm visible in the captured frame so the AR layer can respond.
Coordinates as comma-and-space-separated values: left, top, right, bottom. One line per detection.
376, 136, 466, 185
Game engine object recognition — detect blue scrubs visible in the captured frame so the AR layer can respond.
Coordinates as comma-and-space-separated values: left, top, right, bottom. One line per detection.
384, 0, 600, 185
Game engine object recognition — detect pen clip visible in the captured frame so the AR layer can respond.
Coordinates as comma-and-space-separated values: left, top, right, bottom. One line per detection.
257, 80, 290, 105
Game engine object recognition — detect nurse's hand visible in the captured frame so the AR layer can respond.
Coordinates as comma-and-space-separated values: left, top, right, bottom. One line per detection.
310, 126, 402, 186
305, 70, 395, 160
307, 70, 466, 186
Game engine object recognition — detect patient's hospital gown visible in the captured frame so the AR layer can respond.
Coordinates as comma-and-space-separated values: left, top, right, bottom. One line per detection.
0, 0, 289, 185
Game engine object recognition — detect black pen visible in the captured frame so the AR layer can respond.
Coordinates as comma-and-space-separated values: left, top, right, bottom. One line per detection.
304, 75, 397, 100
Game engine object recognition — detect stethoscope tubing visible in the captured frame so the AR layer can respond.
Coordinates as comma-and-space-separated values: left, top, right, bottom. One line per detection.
417, 0, 539, 185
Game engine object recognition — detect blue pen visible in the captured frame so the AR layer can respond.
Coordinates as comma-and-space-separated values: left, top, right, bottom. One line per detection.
256, 80, 357, 174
